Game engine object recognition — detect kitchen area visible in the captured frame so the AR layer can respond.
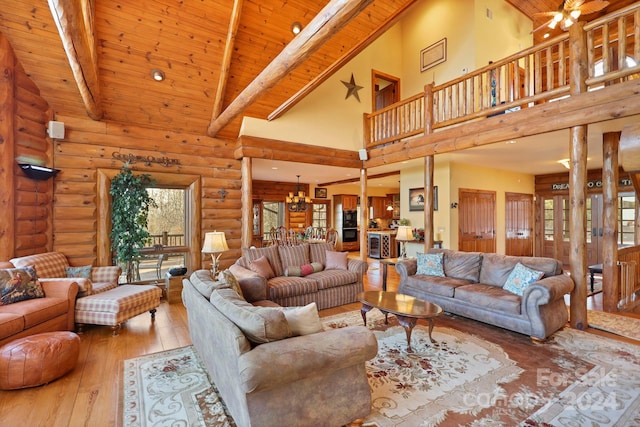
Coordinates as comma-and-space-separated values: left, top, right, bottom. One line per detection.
334, 193, 404, 259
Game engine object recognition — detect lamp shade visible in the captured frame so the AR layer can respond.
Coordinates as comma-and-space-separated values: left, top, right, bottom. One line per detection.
201, 231, 229, 254
395, 226, 414, 242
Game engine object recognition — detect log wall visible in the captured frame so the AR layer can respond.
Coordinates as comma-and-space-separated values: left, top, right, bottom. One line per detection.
53, 114, 241, 271
0, 33, 52, 260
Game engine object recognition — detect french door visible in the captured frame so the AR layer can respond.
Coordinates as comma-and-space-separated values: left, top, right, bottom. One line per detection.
505, 192, 533, 256
459, 189, 496, 253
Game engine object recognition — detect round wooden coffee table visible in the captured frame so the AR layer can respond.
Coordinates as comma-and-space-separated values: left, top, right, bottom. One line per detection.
357, 291, 443, 352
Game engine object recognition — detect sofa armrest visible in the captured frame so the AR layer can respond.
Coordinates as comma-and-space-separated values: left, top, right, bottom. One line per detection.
229, 264, 268, 302
91, 266, 121, 284
347, 258, 368, 276
395, 258, 417, 280
40, 279, 79, 301
238, 325, 377, 393
522, 274, 574, 312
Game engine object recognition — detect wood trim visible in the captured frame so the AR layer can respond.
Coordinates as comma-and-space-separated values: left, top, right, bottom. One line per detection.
47, 0, 103, 120
319, 170, 399, 187
207, 0, 374, 136
0, 34, 15, 260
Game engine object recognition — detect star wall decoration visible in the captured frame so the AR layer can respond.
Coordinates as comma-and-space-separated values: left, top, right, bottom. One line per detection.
341, 73, 363, 102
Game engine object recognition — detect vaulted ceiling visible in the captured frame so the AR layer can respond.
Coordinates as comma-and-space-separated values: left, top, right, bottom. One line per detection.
0, 0, 636, 143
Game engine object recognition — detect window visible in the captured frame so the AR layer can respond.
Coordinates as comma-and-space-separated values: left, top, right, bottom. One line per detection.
619, 194, 636, 246
543, 198, 554, 240
312, 202, 328, 230
262, 201, 285, 240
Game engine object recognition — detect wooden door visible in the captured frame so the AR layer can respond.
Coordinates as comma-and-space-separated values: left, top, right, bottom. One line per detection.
459, 189, 496, 253
372, 70, 400, 111
505, 192, 533, 256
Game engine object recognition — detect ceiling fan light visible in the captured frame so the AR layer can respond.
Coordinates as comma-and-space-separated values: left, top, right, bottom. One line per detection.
564, 17, 574, 28
570, 10, 581, 19
548, 20, 558, 29
553, 12, 563, 22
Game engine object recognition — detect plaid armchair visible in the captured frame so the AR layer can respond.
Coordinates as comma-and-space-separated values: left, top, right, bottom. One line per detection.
10, 252, 121, 297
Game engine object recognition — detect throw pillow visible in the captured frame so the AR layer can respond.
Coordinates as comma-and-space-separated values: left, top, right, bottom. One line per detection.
285, 262, 324, 277
248, 256, 275, 279
503, 262, 544, 296
218, 269, 244, 299
281, 302, 323, 336
0, 267, 45, 306
66, 265, 92, 279
325, 251, 348, 270
416, 252, 445, 276
210, 288, 291, 344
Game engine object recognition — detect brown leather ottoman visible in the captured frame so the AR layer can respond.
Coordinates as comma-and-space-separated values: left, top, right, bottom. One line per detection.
0, 331, 80, 390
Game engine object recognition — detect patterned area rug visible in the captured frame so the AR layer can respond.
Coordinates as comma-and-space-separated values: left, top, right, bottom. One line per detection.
588, 310, 640, 341
123, 310, 640, 427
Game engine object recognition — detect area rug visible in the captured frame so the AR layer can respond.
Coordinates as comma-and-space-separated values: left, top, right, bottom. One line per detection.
123, 310, 640, 427
588, 310, 640, 341
122, 346, 235, 427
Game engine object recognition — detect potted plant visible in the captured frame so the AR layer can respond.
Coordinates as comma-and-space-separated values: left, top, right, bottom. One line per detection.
110, 164, 156, 283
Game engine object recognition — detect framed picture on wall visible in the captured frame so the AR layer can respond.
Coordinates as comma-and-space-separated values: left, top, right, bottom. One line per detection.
420, 38, 447, 72
314, 187, 328, 198
409, 187, 438, 211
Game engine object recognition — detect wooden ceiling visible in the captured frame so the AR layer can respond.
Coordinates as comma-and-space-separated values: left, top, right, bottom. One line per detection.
1, 0, 637, 141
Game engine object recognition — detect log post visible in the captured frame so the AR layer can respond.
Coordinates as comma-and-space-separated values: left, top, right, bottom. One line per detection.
568, 22, 588, 330
0, 34, 16, 260
359, 168, 367, 261
424, 155, 434, 251
602, 132, 620, 312
241, 157, 253, 249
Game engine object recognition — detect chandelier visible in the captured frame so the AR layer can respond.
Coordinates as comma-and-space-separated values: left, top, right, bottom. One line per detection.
286, 175, 311, 212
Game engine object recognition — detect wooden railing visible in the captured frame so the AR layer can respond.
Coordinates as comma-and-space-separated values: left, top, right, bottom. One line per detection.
617, 245, 640, 310
147, 232, 185, 247
364, 3, 640, 149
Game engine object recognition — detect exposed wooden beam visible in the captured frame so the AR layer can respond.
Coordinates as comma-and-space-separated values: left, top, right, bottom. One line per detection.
211, 0, 243, 120
48, 0, 103, 120
268, 0, 418, 121
0, 34, 16, 261
235, 135, 362, 169
318, 170, 399, 187
207, 0, 374, 137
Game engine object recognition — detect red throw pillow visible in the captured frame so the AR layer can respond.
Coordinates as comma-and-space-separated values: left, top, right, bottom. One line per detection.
249, 255, 275, 279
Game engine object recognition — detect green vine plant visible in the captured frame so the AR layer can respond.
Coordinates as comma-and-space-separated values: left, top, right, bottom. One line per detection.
110, 164, 157, 283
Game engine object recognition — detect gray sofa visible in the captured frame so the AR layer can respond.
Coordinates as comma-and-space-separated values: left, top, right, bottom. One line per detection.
229, 242, 368, 310
395, 249, 574, 339
182, 269, 378, 427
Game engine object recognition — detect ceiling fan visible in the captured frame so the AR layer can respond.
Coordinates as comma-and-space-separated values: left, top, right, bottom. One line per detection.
532, 0, 610, 33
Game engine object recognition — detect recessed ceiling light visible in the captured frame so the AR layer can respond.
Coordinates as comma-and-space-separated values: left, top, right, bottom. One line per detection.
151, 69, 165, 82
271, 167, 279, 170
505, 140, 517, 144
291, 22, 302, 35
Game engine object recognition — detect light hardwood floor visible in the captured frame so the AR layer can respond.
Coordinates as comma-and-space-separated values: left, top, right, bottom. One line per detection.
0, 256, 637, 427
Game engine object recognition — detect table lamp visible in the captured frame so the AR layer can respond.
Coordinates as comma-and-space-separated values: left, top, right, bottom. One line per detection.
395, 225, 415, 259
201, 231, 229, 276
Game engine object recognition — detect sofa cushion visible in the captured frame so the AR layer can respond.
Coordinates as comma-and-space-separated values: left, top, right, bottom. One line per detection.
325, 251, 348, 270
308, 269, 359, 290
189, 270, 227, 299
268, 276, 318, 299
454, 284, 521, 315
277, 244, 310, 271
309, 242, 334, 265
285, 262, 323, 277
280, 302, 323, 336
10, 252, 68, 279
210, 288, 291, 344
242, 246, 284, 277
248, 256, 275, 279
0, 267, 45, 306
416, 252, 445, 276
4, 297, 69, 328
431, 249, 482, 282
0, 312, 25, 340
503, 262, 544, 296
404, 275, 471, 298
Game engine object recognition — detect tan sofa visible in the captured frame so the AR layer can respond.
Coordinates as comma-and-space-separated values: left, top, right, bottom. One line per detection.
229, 242, 367, 310
0, 261, 79, 346
182, 269, 378, 427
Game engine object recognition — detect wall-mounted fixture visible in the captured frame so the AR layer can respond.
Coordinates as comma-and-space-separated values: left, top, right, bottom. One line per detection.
151, 69, 165, 82
558, 159, 571, 169
450, 202, 458, 209
218, 188, 228, 202
47, 121, 65, 139
286, 175, 311, 212
291, 22, 302, 35
358, 148, 368, 160
18, 163, 60, 181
